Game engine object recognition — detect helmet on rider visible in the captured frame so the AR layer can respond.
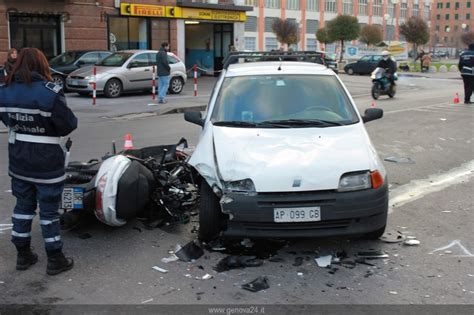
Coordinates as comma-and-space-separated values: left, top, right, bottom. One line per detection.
382, 50, 390, 61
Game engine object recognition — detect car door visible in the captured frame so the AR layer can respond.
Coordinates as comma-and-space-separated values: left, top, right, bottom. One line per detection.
123, 53, 152, 91
355, 56, 371, 73
368, 55, 382, 73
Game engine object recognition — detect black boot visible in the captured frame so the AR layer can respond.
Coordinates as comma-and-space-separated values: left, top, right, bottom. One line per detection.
16, 245, 38, 271
46, 249, 74, 276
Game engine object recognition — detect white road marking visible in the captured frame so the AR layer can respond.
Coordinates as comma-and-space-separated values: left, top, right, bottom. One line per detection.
430, 240, 474, 257
389, 160, 474, 214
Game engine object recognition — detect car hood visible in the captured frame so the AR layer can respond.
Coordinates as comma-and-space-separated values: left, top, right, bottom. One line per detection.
68, 65, 121, 77
190, 124, 376, 192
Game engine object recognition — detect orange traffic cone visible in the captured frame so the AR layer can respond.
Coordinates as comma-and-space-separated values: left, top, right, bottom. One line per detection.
453, 93, 460, 104
371, 101, 376, 108
123, 133, 134, 150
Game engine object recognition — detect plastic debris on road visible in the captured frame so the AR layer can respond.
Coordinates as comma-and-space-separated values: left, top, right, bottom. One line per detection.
241, 276, 269, 292
384, 156, 416, 164
214, 255, 263, 273
141, 298, 153, 304
380, 231, 406, 243
357, 250, 389, 259
404, 239, 421, 246
175, 240, 204, 262
161, 254, 179, 263
292, 256, 303, 266
315, 255, 332, 267
152, 266, 168, 273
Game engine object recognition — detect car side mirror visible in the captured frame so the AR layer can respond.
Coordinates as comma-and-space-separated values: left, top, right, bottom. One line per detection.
362, 108, 383, 123
184, 111, 204, 127
127, 62, 138, 69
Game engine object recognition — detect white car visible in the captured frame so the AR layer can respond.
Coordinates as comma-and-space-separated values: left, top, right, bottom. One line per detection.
66, 50, 187, 97
185, 52, 388, 241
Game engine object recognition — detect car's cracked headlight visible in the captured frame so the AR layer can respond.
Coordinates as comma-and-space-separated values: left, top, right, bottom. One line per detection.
223, 178, 256, 195
338, 170, 384, 192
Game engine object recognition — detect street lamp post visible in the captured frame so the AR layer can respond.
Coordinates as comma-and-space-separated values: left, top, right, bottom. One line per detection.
389, 0, 400, 45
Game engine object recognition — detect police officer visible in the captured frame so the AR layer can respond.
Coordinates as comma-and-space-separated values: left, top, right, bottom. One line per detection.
459, 43, 474, 104
0, 48, 78, 275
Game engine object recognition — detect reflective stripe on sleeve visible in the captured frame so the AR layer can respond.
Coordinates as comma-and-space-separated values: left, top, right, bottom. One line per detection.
40, 219, 59, 225
12, 214, 35, 220
44, 236, 61, 243
12, 231, 31, 238
0, 107, 52, 117
9, 171, 66, 184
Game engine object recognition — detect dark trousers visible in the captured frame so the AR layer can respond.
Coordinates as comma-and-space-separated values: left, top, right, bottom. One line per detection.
11, 177, 64, 252
462, 75, 474, 103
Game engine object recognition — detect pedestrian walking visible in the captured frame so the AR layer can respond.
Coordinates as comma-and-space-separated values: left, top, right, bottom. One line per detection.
0, 48, 78, 275
4, 48, 18, 75
458, 43, 474, 104
421, 53, 431, 73
415, 49, 425, 72
156, 42, 171, 104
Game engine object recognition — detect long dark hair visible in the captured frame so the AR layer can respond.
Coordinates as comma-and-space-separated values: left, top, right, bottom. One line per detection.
6, 47, 52, 85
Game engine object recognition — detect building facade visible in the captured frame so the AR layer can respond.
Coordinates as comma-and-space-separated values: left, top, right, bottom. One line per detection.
430, 0, 473, 54
243, 0, 433, 52
0, 0, 251, 72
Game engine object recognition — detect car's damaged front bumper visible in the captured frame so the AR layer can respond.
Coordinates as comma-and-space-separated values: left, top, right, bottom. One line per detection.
219, 185, 388, 238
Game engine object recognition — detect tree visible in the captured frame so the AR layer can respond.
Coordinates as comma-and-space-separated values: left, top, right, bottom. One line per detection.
271, 18, 299, 49
326, 15, 360, 62
399, 16, 429, 62
316, 27, 333, 50
461, 31, 474, 47
359, 25, 383, 46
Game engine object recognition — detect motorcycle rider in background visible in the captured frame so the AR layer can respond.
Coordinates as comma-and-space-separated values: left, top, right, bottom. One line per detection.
376, 50, 397, 86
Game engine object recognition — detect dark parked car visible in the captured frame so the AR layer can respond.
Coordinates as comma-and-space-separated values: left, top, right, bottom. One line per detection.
344, 55, 383, 75
49, 50, 112, 88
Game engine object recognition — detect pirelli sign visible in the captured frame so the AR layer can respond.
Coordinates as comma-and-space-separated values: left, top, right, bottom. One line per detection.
120, 3, 246, 22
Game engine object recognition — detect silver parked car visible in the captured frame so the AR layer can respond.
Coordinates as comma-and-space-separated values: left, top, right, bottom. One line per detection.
66, 50, 187, 97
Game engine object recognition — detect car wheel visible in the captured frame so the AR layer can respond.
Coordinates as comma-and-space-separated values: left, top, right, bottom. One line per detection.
168, 77, 184, 94
346, 67, 354, 75
104, 78, 122, 98
198, 181, 225, 242
52, 74, 65, 89
371, 83, 381, 100
363, 225, 386, 240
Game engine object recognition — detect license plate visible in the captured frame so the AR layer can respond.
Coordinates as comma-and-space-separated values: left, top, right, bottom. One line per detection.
71, 80, 78, 86
274, 207, 321, 223
61, 187, 84, 209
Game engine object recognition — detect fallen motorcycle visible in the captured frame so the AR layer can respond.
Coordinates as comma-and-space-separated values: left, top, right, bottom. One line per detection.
60, 138, 199, 230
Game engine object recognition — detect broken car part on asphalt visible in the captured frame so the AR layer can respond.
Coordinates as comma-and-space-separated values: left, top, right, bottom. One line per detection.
241, 276, 269, 292
175, 240, 204, 262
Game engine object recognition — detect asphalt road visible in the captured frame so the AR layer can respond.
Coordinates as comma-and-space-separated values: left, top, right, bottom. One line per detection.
0, 71, 473, 311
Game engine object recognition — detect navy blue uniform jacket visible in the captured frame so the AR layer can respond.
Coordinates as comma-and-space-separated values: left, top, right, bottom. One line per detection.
0, 72, 78, 183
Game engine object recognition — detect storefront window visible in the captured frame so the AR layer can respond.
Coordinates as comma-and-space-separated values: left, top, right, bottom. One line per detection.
108, 16, 150, 51
9, 14, 61, 59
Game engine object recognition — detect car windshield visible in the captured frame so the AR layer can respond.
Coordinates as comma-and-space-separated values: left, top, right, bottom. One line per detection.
96, 52, 133, 66
49, 52, 80, 67
211, 75, 359, 127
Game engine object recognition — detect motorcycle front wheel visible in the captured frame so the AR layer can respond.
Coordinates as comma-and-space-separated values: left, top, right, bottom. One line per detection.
371, 83, 381, 100
388, 84, 396, 98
